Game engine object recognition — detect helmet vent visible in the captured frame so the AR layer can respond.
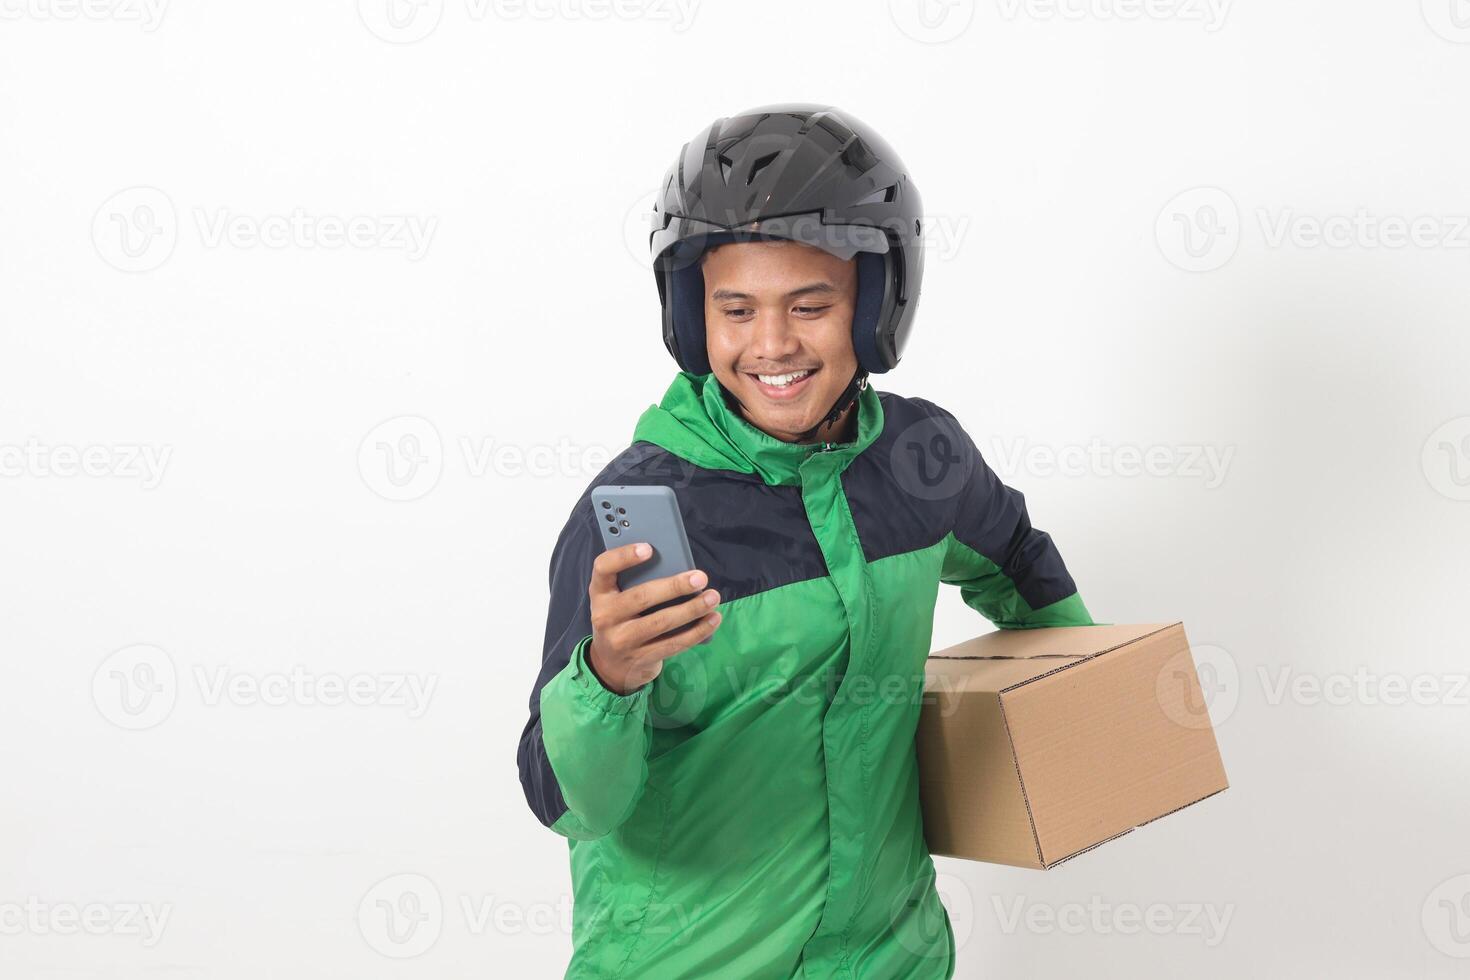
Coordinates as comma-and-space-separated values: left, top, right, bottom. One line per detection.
746, 151, 780, 186
854, 184, 896, 206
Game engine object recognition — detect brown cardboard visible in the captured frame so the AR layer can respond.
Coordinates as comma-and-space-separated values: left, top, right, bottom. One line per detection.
916, 622, 1228, 869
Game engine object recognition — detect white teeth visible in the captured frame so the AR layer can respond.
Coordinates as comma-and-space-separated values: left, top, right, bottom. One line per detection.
756, 369, 813, 387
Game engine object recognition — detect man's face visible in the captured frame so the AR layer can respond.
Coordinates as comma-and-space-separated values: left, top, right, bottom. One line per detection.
701, 240, 860, 444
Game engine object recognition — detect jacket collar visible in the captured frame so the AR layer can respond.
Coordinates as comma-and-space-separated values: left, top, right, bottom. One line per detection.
631, 371, 884, 487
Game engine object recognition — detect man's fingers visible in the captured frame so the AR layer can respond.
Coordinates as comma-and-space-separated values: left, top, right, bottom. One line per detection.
641, 611, 722, 663
615, 568, 709, 617
589, 541, 654, 595
626, 589, 720, 647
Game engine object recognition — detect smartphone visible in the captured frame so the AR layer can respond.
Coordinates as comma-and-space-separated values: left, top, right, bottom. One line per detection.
590, 484, 696, 594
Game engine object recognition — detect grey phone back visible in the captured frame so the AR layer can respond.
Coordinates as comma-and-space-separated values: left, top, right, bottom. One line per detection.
590, 484, 696, 592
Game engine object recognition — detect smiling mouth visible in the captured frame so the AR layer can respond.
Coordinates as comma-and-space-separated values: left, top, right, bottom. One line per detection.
747, 367, 818, 399
749, 368, 816, 386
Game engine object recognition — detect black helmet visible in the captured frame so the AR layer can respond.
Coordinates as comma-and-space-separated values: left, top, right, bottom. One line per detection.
648, 103, 924, 379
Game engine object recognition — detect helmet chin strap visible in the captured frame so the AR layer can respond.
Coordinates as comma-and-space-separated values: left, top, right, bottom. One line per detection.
719, 366, 870, 446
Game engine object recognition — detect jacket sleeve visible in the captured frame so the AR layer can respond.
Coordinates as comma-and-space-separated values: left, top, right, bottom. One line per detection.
515, 500, 653, 841
933, 407, 1095, 629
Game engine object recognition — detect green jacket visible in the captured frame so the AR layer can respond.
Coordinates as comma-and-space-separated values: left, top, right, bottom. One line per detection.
517, 371, 1092, 978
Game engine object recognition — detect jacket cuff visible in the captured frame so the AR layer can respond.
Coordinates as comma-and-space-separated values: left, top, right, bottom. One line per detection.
567, 634, 650, 715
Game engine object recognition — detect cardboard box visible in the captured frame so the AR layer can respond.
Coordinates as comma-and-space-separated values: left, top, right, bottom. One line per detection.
916, 622, 1228, 869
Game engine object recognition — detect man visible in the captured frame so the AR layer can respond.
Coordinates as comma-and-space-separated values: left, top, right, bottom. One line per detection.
517, 104, 1093, 978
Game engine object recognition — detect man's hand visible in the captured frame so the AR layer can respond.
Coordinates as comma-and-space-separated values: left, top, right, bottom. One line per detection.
586, 542, 722, 696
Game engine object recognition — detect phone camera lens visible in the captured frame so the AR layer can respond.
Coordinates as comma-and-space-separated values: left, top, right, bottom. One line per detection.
617, 507, 626, 514
604, 513, 614, 522
620, 520, 630, 527
600, 501, 611, 509
608, 526, 619, 535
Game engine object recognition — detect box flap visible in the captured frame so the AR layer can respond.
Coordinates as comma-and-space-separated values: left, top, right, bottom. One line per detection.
930, 622, 1179, 671
924, 653, 1088, 694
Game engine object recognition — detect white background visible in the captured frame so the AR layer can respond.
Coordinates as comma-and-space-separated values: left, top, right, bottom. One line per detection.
3, 0, 1469, 977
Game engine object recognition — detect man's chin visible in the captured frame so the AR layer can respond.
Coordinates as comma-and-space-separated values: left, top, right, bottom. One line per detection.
738, 401, 825, 444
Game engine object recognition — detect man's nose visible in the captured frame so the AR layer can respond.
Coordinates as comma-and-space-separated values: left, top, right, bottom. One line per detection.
747, 311, 801, 360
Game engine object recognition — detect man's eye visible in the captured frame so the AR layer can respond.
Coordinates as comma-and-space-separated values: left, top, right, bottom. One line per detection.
724, 307, 753, 318
795, 305, 830, 315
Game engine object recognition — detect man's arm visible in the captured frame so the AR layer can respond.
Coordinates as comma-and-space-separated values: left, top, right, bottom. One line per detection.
931, 406, 1094, 629
515, 502, 653, 841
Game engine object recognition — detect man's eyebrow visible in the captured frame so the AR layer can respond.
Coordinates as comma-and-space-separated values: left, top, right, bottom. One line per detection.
709, 282, 838, 302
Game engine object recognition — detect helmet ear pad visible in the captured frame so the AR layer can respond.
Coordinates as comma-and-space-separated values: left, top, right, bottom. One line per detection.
666, 239, 891, 377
